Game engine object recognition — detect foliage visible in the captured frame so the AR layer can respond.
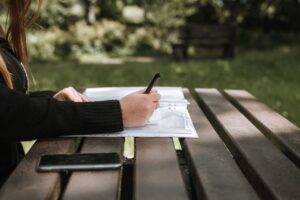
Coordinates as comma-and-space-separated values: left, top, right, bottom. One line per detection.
187, 0, 300, 31
98, 0, 123, 20
30, 45, 300, 127
37, 0, 85, 28
143, 0, 198, 27
28, 20, 125, 60
68, 20, 126, 57
1, 0, 300, 59
27, 19, 167, 60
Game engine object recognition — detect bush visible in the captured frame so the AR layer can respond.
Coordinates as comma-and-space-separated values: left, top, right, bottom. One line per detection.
27, 19, 172, 61
28, 20, 128, 61
28, 27, 65, 61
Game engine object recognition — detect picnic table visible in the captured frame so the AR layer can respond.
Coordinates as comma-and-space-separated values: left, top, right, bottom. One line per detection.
0, 88, 299, 200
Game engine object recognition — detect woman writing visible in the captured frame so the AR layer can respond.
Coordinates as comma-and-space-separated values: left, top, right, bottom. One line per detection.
0, 0, 160, 184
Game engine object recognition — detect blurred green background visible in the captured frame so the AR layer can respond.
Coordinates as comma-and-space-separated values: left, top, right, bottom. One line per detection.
1, 0, 299, 129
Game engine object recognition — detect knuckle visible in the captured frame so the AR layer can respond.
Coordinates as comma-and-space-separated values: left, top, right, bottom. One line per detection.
67, 87, 74, 91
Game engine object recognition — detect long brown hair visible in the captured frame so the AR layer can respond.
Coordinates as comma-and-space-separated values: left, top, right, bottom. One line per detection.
0, 0, 41, 89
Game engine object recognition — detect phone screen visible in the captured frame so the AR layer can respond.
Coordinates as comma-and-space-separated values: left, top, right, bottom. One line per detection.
37, 153, 121, 172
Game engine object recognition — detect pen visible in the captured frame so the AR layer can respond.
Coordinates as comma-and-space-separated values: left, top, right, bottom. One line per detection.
144, 73, 161, 94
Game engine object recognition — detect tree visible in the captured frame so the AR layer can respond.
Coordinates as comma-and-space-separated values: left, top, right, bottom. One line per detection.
83, 0, 97, 25
37, 0, 85, 29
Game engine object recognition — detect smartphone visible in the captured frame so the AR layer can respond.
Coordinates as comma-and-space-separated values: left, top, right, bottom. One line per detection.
37, 152, 122, 172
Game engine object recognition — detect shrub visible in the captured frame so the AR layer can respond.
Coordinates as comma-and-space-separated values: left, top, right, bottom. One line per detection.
27, 19, 169, 61
28, 20, 129, 61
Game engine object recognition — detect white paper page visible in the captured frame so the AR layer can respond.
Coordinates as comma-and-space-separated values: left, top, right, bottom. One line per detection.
84, 87, 188, 123
66, 87, 198, 138
80, 109, 198, 138
84, 87, 189, 104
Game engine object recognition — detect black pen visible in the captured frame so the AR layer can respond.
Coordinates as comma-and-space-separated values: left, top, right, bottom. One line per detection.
144, 73, 161, 94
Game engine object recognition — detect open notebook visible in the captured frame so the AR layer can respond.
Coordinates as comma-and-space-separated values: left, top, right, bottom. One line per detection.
68, 87, 198, 138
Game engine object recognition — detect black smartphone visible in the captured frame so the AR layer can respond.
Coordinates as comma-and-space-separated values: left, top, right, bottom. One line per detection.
37, 153, 122, 172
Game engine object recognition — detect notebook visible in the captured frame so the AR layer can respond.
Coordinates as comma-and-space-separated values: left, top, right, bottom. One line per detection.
68, 87, 198, 138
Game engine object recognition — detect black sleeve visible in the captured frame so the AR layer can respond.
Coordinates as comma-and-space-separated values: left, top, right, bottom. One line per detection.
29, 91, 56, 98
0, 84, 123, 141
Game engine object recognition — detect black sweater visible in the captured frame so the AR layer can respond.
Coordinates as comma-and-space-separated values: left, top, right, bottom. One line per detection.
0, 39, 124, 184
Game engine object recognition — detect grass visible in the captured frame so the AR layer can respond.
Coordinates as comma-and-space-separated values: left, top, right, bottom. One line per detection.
29, 45, 300, 127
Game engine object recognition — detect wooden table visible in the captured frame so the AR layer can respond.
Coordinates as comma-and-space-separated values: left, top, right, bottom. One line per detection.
0, 89, 299, 200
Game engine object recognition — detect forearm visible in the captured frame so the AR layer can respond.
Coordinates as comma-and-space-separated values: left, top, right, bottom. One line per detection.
29, 90, 56, 98
0, 84, 123, 141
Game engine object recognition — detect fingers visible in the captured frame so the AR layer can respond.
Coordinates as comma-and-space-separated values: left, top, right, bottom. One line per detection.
55, 87, 89, 102
69, 87, 89, 102
148, 92, 161, 102
150, 89, 158, 93
134, 89, 145, 94
79, 93, 90, 102
155, 101, 160, 109
144, 90, 160, 109
68, 87, 82, 102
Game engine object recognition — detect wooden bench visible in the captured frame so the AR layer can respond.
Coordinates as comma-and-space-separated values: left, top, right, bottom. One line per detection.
172, 24, 235, 60
0, 88, 299, 200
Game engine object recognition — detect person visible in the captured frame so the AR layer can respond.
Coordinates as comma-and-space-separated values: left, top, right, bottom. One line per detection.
0, 0, 160, 185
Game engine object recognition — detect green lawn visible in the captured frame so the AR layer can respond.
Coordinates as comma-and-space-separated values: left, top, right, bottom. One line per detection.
30, 45, 300, 127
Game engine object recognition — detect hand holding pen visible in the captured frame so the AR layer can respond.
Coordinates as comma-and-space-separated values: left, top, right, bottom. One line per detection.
119, 73, 161, 128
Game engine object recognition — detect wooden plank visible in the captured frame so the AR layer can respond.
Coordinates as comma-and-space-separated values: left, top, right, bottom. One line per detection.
135, 138, 189, 200
224, 89, 300, 168
62, 138, 123, 200
195, 88, 300, 200
0, 138, 79, 200
182, 90, 259, 200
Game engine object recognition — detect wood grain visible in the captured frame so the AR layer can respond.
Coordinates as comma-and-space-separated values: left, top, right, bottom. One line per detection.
135, 138, 189, 200
62, 138, 123, 200
196, 88, 300, 200
224, 89, 300, 168
0, 138, 79, 200
182, 89, 258, 200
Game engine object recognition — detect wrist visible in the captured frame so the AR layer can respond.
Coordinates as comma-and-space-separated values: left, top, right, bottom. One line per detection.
119, 99, 128, 127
